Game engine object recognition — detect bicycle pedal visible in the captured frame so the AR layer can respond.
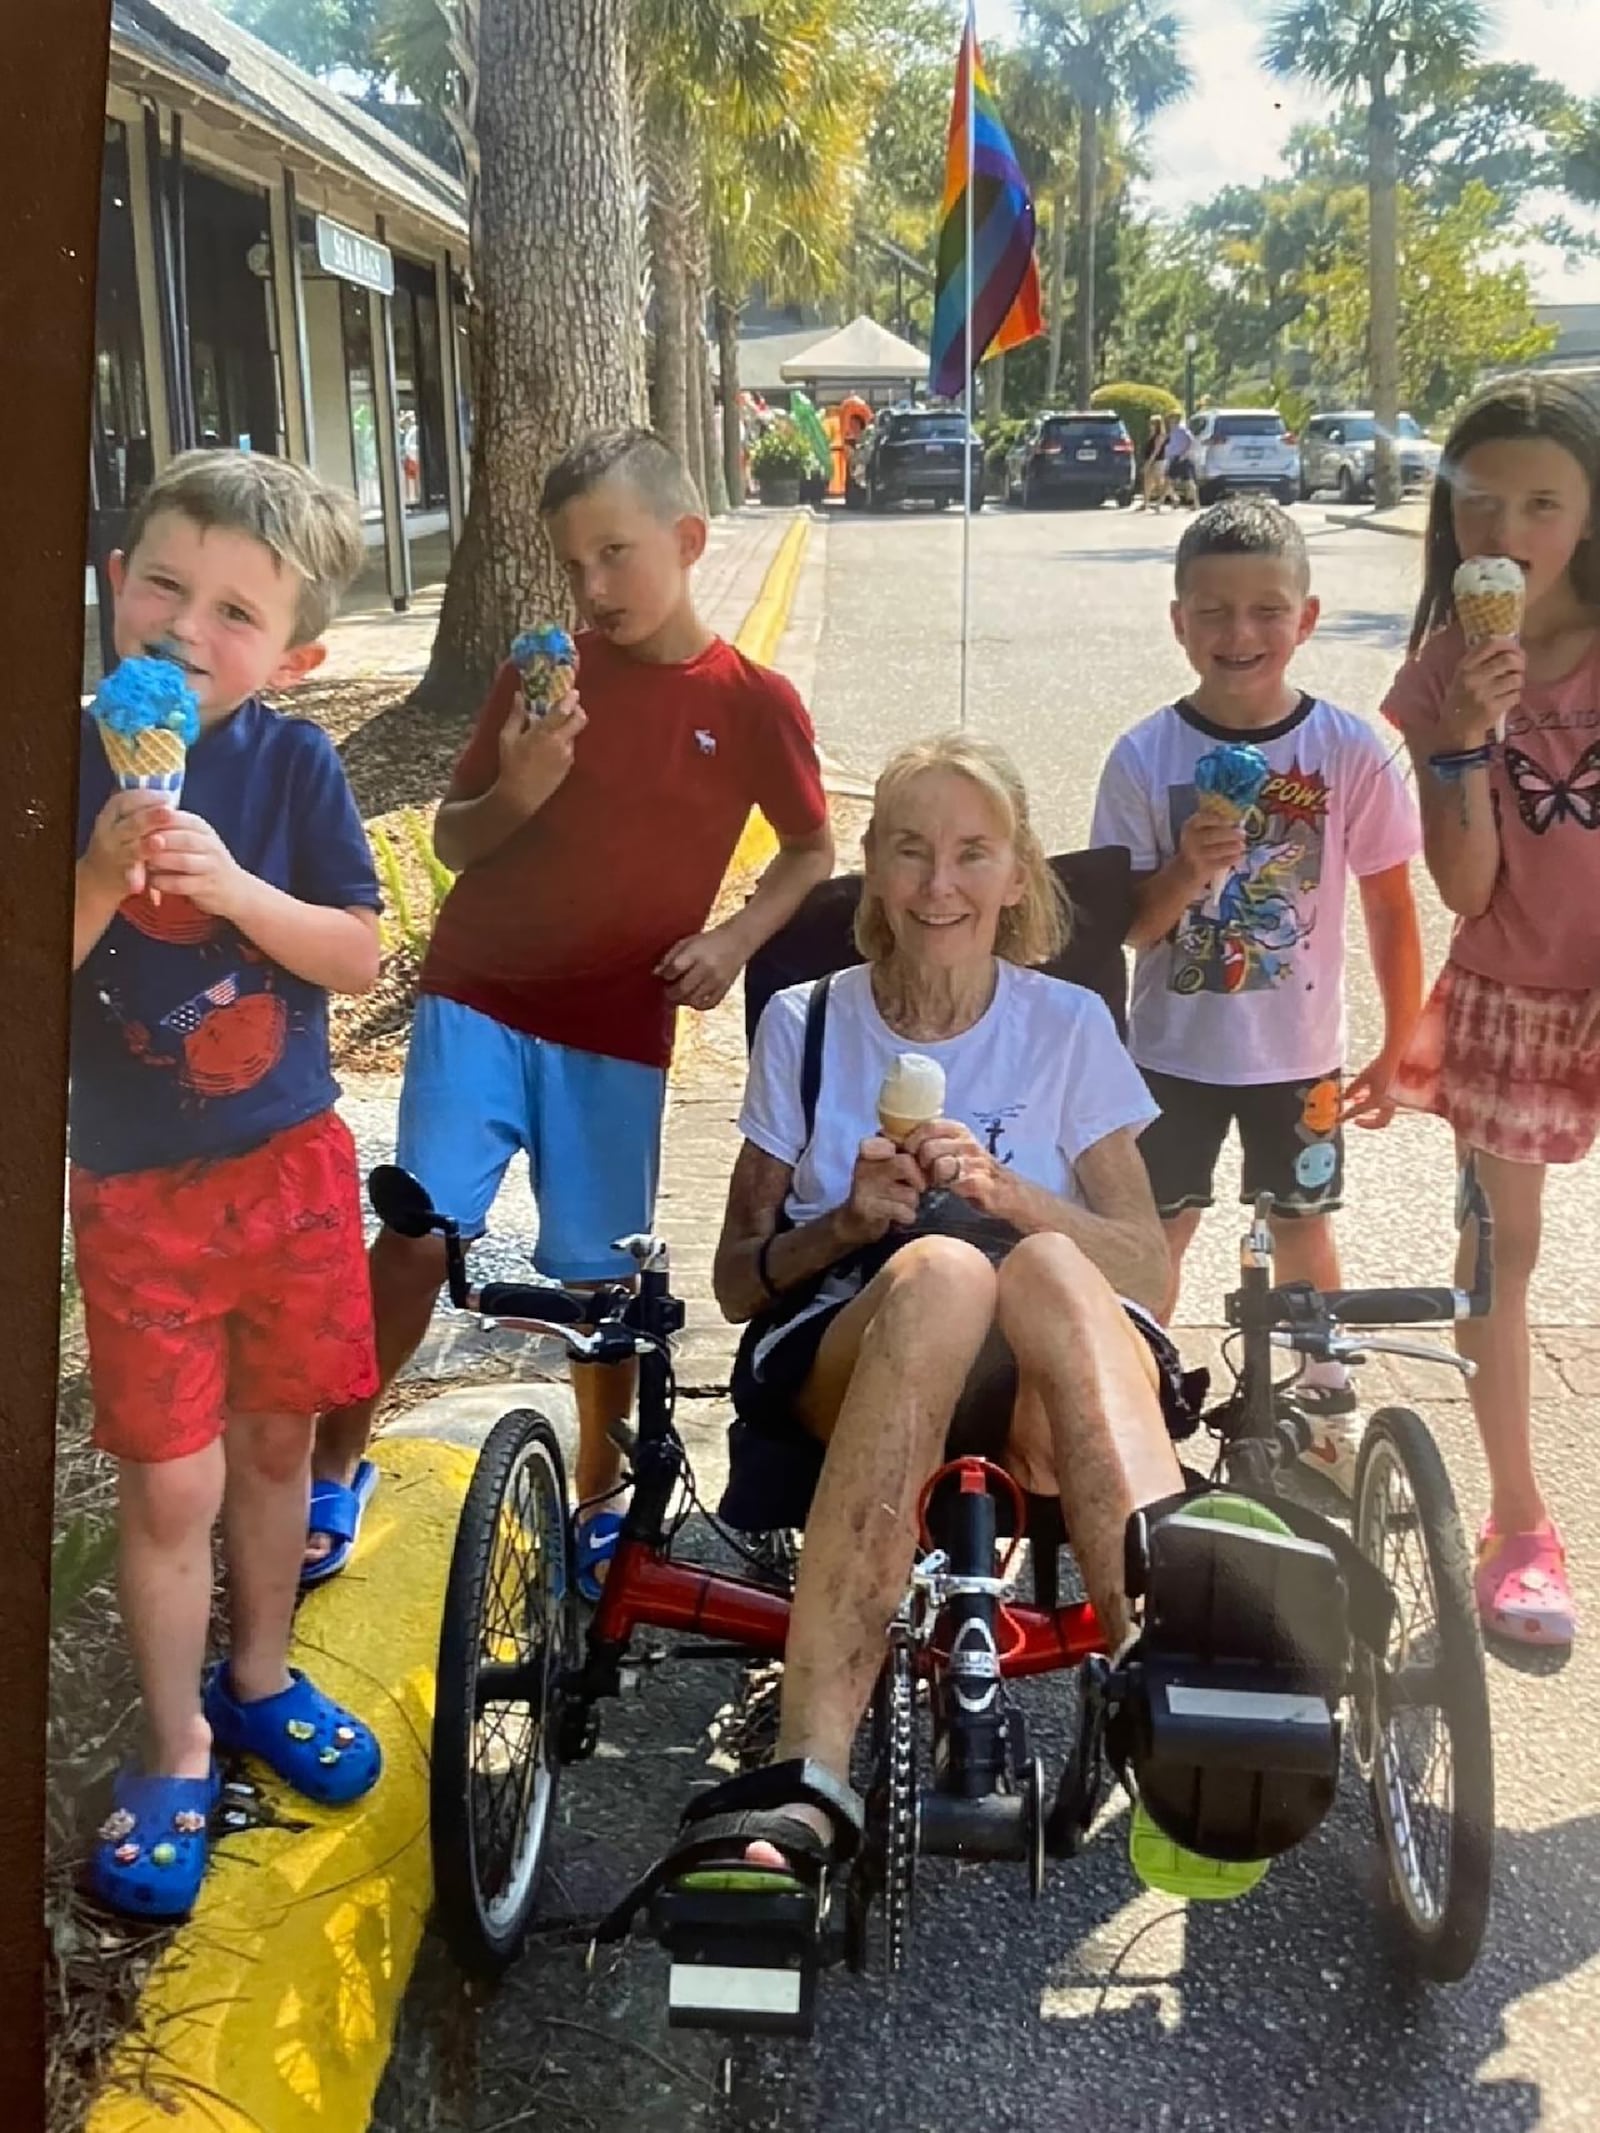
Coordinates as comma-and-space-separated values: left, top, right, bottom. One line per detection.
652, 1877, 825, 2036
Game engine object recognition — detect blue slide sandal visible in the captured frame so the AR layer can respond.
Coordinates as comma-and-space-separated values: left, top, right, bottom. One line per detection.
300, 1457, 379, 1589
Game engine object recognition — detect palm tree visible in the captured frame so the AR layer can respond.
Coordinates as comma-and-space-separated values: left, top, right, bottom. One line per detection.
412, 0, 642, 710
990, 42, 1078, 405
1264, 0, 1487, 509
1023, 0, 1185, 406
635, 0, 862, 512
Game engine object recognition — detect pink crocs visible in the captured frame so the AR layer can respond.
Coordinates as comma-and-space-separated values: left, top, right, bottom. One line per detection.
1476, 1520, 1576, 1648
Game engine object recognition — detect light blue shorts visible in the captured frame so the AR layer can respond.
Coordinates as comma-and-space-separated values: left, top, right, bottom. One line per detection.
395, 995, 666, 1282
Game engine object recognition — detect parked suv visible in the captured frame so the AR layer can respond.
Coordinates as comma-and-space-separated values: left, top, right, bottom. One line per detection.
1189, 409, 1299, 505
1005, 411, 1136, 509
1298, 410, 1441, 502
846, 406, 986, 512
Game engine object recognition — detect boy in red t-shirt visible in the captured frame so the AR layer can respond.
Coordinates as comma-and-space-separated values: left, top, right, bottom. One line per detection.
312, 428, 833, 1592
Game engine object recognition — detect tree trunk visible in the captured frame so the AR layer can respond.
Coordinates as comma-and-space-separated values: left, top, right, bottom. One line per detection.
688, 258, 726, 513
1046, 185, 1068, 403
714, 289, 744, 505
1367, 79, 1401, 511
986, 349, 1006, 417
1075, 103, 1098, 405
647, 178, 690, 468
417, 0, 639, 713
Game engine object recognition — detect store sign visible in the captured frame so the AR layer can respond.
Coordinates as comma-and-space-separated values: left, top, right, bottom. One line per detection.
314, 214, 394, 297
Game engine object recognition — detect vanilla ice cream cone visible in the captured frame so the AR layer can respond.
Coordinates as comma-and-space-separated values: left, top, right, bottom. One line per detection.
1454, 556, 1524, 644
877, 1053, 945, 1144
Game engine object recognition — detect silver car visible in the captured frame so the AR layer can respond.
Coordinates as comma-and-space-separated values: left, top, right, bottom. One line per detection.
1299, 411, 1441, 502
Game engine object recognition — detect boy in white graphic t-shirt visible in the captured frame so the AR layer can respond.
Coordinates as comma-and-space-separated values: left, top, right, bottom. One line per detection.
1091, 498, 1423, 1473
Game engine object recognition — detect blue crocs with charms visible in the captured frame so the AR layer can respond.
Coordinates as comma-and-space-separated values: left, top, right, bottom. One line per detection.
87, 1767, 220, 1922
203, 1665, 382, 1806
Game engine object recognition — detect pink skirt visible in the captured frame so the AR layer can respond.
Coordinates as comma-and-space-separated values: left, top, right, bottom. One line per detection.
1394, 962, 1600, 1166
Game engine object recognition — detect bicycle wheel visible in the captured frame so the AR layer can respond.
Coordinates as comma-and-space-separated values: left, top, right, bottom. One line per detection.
1352, 1408, 1494, 1981
431, 1408, 579, 1975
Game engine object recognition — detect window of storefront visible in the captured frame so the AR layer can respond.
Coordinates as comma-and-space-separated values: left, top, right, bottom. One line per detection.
393, 255, 450, 512
182, 164, 284, 456
339, 280, 384, 517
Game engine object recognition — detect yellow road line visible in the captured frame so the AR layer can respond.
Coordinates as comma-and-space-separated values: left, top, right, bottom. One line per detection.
726, 514, 812, 878
86, 1439, 474, 2133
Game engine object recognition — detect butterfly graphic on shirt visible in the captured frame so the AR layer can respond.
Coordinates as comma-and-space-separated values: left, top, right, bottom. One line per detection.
1503, 740, 1600, 834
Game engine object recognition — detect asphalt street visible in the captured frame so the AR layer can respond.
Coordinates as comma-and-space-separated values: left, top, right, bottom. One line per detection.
371, 501, 1600, 2133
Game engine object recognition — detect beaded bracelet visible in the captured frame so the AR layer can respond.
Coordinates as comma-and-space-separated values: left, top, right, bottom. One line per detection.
1428, 743, 1497, 783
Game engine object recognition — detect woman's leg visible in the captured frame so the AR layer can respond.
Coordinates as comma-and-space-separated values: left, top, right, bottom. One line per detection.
997, 1234, 1181, 1649
117, 1445, 226, 1778
1456, 1147, 1548, 1532
776, 1237, 998, 1778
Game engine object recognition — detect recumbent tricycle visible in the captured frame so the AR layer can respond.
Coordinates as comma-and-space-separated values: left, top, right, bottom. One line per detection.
395, 851, 1496, 2035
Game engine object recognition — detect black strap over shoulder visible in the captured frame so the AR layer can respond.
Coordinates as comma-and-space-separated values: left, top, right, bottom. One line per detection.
799, 969, 834, 1145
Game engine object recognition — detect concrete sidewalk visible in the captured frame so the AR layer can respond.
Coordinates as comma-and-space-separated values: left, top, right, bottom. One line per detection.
1322, 498, 1427, 541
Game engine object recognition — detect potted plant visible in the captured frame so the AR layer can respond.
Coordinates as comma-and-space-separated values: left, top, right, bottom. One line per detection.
750, 419, 813, 507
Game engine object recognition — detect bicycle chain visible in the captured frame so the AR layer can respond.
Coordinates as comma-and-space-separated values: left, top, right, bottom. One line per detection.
882, 1637, 917, 1974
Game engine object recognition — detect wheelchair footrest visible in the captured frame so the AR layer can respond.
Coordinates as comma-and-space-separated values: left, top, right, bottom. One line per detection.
652, 1878, 826, 2037
1111, 1494, 1349, 1862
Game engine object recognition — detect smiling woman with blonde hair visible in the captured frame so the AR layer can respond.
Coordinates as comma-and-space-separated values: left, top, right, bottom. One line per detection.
646, 731, 1196, 1889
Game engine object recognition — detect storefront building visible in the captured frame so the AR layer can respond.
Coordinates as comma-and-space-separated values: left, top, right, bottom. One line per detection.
89, 0, 472, 679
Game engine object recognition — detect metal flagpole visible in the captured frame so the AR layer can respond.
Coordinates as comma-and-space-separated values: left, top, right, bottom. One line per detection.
960, 3, 976, 729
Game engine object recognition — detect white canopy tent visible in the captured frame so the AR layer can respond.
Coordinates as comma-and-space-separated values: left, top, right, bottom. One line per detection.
778, 315, 930, 391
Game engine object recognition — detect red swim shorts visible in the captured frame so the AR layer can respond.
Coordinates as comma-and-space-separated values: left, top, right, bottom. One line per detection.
70, 1110, 379, 1463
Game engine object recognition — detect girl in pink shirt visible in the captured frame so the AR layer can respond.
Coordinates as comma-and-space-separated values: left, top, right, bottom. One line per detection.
1384, 373, 1600, 1650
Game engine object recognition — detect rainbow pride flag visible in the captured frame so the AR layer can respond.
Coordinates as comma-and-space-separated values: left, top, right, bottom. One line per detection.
927, 4, 1044, 402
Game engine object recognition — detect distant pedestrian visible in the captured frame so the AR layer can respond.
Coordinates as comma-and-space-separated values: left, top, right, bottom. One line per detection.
1138, 413, 1170, 509
1164, 414, 1198, 509
1383, 372, 1600, 1650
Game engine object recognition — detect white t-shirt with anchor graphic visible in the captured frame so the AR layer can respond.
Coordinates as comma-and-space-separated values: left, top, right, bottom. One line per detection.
740, 960, 1158, 1231
1091, 695, 1420, 1085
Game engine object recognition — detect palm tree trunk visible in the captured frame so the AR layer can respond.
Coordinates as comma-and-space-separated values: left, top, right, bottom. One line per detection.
688, 255, 726, 513
1075, 102, 1098, 404
986, 349, 1006, 416
714, 289, 744, 505
1367, 77, 1401, 511
418, 0, 637, 712
647, 180, 691, 468
1046, 185, 1068, 403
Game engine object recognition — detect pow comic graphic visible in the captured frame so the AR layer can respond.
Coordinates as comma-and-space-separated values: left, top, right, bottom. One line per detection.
1168, 757, 1329, 998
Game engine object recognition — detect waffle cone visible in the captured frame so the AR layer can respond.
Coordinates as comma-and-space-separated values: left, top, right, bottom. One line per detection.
99, 724, 187, 785
1195, 791, 1247, 827
878, 1108, 934, 1143
520, 658, 576, 707
1456, 588, 1523, 644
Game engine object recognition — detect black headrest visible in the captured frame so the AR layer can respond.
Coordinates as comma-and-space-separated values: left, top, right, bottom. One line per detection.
742, 845, 1135, 1047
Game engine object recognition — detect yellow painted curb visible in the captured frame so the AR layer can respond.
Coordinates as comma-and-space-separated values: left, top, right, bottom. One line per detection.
86, 1437, 475, 2133
727, 513, 812, 879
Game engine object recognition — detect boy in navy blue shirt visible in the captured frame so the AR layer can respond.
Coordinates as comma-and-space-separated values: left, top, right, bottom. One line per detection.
72, 450, 384, 1918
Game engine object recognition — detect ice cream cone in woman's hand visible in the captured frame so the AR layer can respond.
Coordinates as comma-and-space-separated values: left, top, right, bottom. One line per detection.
877, 1053, 945, 1144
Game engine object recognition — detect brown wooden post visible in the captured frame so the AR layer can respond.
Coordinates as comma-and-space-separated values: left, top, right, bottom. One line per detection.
0, 2, 112, 2125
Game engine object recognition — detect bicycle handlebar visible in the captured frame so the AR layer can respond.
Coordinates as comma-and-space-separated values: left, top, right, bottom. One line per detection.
1230, 1158, 1494, 1334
